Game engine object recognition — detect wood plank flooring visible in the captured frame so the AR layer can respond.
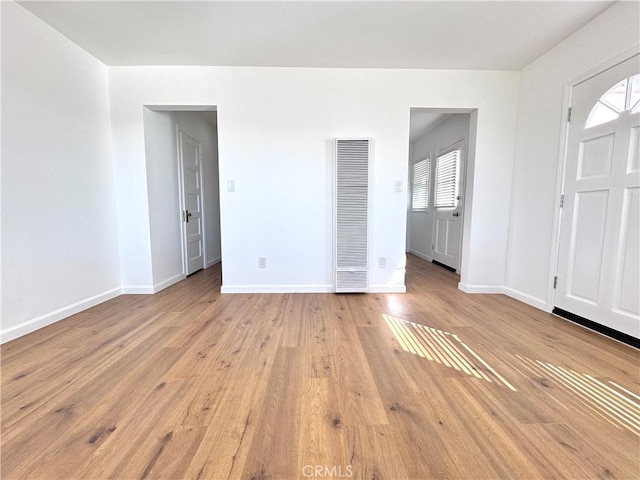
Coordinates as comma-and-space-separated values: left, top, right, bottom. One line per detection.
2, 254, 639, 479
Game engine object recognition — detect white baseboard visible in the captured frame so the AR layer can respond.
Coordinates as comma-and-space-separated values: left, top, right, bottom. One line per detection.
0, 287, 121, 344
369, 285, 407, 293
407, 249, 432, 262
457, 282, 505, 294
206, 256, 221, 268
221, 284, 334, 294
121, 285, 155, 294
220, 284, 407, 294
458, 283, 548, 312
153, 273, 186, 293
503, 287, 548, 311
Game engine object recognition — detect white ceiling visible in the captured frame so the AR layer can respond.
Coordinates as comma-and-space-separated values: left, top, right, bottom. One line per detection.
17, 1, 614, 70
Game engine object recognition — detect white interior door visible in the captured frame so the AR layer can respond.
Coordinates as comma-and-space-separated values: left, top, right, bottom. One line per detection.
179, 131, 205, 275
555, 55, 640, 338
432, 142, 465, 271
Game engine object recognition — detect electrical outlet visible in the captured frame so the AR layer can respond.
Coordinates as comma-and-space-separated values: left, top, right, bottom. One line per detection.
378, 257, 386, 268
227, 180, 236, 192
394, 180, 403, 193
258, 257, 266, 268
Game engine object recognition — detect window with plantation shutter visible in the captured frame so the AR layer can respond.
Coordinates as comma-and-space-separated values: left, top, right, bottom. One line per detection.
412, 158, 430, 211
435, 150, 460, 209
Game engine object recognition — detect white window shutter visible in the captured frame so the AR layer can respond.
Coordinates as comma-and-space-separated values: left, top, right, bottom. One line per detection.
412, 158, 430, 211
334, 138, 371, 292
435, 150, 460, 209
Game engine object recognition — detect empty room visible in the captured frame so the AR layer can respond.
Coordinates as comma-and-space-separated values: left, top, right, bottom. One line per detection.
1, 1, 639, 479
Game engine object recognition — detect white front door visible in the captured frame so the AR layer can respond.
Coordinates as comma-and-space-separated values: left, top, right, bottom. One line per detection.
555, 55, 640, 338
432, 141, 465, 271
179, 131, 205, 275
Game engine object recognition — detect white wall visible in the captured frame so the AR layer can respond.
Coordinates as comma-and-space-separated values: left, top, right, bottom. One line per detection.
1, 2, 121, 342
108, 67, 520, 293
507, 1, 640, 310
408, 114, 470, 261
205, 114, 222, 267
143, 109, 182, 289
143, 109, 220, 291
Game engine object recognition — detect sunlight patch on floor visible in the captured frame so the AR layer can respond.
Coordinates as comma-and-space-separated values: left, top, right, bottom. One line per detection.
516, 354, 640, 435
383, 314, 517, 391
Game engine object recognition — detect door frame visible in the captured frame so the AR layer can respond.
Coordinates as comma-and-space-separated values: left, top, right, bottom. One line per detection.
406, 108, 477, 283
176, 127, 207, 276
548, 47, 640, 311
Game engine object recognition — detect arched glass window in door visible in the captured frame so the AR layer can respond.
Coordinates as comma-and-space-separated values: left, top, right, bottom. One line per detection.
585, 74, 640, 128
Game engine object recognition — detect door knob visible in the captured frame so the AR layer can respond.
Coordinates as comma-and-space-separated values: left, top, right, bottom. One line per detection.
184, 210, 192, 222
452, 212, 460, 217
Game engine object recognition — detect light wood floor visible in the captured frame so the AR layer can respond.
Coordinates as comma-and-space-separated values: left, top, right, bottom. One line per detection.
2, 255, 639, 479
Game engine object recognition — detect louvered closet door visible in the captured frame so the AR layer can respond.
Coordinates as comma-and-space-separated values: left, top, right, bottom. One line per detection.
335, 139, 370, 292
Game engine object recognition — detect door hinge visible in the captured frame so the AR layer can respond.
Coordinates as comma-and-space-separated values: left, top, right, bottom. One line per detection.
560, 194, 565, 208
553, 276, 558, 289
567, 107, 572, 122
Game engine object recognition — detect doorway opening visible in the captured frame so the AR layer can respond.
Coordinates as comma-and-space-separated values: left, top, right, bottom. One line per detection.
142, 106, 222, 291
406, 108, 476, 281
